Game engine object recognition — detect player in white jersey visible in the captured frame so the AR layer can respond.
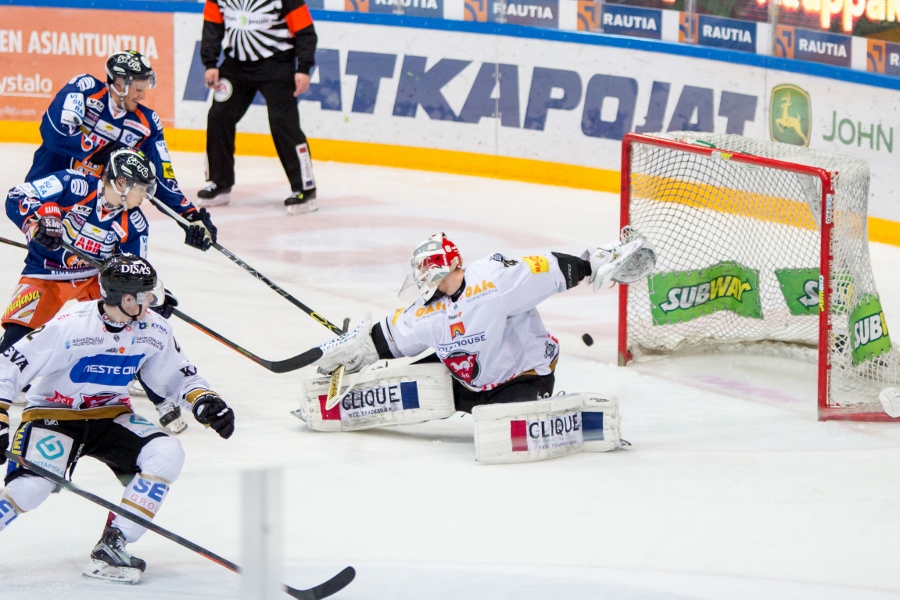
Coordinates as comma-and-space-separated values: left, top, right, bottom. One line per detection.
0, 254, 235, 584
314, 231, 655, 412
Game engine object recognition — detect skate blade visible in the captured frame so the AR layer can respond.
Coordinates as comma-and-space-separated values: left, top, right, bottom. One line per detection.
290, 408, 307, 422
197, 194, 231, 208
82, 559, 141, 584
286, 199, 318, 215
164, 416, 188, 434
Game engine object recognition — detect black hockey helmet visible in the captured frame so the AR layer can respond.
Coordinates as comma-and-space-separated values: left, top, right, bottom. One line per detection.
105, 50, 157, 89
104, 148, 157, 200
99, 254, 164, 317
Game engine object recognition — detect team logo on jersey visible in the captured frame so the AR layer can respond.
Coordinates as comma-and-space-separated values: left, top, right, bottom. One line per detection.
3, 284, 42, 323
450, 322, 466, 339
180, 365, 198, 377
522, 255, 550, 274
443, 350, 480, 384
213, 78, 233, 103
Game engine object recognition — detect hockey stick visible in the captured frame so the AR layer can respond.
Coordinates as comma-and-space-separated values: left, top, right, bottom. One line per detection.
0, 235, 28, 251
148, 196, 343, 335
4, 451, 355, 600
325, 318, 351, 410
1, 237, 324, 372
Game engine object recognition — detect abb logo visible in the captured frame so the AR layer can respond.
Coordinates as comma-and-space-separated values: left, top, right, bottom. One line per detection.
75, 237, 101, 253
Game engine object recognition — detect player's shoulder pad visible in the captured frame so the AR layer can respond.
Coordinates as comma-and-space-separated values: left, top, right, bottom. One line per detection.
128, 209, 149, 233
65, 73, 103, 94
58, 170, 94, 197
27, 174, 65, 200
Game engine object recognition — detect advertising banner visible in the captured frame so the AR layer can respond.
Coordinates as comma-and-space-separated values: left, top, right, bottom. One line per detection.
0, 6, 175, 127
776, 25, 852, 68
600, 4, 662, 40
696, 15, 756, 53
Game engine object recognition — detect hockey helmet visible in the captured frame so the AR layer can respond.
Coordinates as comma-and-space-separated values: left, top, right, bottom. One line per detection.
106, 50, 156, 89
105, 148, 157, 203
405, 233, 462, 303
99, 254, 164, 316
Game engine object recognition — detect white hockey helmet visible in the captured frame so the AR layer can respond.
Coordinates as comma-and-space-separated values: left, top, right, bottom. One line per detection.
401, 233, 462, 303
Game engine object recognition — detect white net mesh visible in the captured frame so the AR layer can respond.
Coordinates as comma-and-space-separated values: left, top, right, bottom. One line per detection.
624, 132, 899, 417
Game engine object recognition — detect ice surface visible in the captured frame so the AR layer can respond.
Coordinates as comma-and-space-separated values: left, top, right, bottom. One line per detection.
1, 143, 900, 599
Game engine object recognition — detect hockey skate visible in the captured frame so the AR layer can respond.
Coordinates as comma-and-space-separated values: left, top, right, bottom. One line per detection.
128, 378, 147, 397
83, 525, 146, 584
284, 189, 318, 215
156, 400, 187, 434
197, 182, 231, 207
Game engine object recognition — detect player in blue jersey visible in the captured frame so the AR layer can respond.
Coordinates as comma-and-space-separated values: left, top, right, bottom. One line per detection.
27, 50, 216, 253
2, 149, 185, 431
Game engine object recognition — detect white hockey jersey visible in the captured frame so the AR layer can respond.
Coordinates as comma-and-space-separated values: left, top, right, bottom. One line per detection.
382, 253, 567, 392
0, 301, 209, 423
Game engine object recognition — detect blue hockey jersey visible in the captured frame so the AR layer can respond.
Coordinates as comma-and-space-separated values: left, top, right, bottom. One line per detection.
26, 73, 197, 219
7, 169, 147, 279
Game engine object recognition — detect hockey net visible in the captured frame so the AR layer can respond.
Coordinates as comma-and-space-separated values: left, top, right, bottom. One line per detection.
619, 132, 900, 421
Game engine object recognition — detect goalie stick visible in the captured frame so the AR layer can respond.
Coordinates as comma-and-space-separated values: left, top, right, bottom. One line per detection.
4, 451, 355, 599
0, 237, 322, 373
148, 196, 343, 335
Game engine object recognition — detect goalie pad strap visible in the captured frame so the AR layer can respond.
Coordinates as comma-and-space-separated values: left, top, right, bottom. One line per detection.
473, 393, 621, 464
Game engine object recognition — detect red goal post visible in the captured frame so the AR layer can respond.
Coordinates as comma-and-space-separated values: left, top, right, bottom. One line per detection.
618, 132, 899, 421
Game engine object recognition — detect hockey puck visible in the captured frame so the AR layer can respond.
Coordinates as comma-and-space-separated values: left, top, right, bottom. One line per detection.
582, 333, 594, 347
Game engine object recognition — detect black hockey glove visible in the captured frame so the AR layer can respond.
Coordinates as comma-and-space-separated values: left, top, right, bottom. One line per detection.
0, 403, 9, 466
150, 288, 178, 319
181, 208, 218, 251
191, 392, 234, 439
30, 203, 64, 251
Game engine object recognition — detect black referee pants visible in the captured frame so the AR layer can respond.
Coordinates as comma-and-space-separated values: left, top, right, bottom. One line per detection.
206, 70, 311, 193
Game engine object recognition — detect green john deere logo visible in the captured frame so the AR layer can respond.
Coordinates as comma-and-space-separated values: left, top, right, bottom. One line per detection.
850, 295, 891, 366
770, 84, 811, 147
649, 261, 761, 325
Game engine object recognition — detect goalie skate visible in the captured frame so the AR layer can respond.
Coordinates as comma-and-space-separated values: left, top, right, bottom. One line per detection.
82, 525, 145, 584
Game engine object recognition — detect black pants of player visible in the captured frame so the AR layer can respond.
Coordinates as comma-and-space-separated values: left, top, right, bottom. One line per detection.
5, 418, 168, 487
452, 373, 556, 414
206, 62, 311, 193
412, 352, 556, 413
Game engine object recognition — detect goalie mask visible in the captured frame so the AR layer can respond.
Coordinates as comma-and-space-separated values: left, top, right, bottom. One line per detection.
401, 233, 462, 303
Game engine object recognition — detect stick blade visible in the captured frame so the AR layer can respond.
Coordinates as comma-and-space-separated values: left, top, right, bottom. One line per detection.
284, 566, 356, 600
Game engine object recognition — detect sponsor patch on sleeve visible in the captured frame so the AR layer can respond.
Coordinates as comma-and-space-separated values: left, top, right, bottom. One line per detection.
161, 162, 175, 179
32, 176, 64, 200
521, 255, 550, 274
154, 140, 171, 161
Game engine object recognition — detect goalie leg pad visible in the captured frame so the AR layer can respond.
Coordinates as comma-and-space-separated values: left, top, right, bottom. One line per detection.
473, 393, 622, 464
297, 362, 455, 431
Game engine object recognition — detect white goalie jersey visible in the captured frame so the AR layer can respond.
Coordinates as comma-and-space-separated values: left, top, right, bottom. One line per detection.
381, 252, 569, 391
0, 301, 209, 423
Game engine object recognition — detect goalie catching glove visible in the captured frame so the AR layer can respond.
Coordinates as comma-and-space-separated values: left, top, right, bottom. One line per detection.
189, 391, 235, 439
584, 226, 656, 291
315, 313, 379, 375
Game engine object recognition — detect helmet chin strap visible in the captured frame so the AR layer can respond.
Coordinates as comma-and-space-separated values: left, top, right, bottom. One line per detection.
109, 79, 130, 110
